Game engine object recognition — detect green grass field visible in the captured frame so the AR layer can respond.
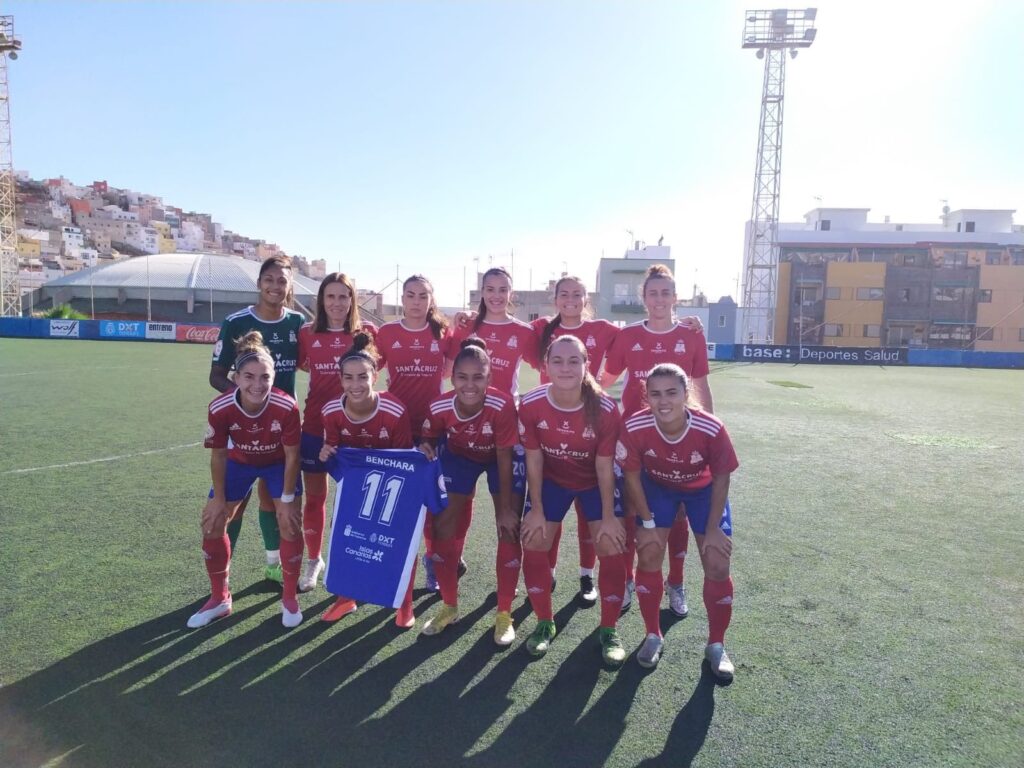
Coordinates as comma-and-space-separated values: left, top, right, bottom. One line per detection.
1, 338, 1022, 768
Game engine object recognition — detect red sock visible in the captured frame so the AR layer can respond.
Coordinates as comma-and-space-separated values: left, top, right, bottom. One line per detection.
636, 568, 664, 637
433, 538, 461, 607
422, 515, 434, 558
547, 524, 562, 571
576, 505, 596, 570
523, 549, 554, 621
668, 515, 689, 585
598, 553, 626, 629
302, 492, 327, 560
495, 539, 522, 612
202, 534, 231, 602
279, 536, 303, 611
623, 515, 637, 583
704, 577, 734, 645
396, 558, 416, 626
456, 497, 474, 540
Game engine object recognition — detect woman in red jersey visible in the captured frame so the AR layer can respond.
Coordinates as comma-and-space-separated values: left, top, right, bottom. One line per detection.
620, 363, 738, 679
604, 263, 714, 619
518, 336, 628, 666
375, 275, 456, 589
189, 331, 305, 630
318, 333, 417, 627
418, 339, 523, 644
295, 273, 377, 593
531, 275, 620, 608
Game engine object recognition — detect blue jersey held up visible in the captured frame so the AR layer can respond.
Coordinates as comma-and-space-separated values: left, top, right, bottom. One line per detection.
324, 448, 448, 608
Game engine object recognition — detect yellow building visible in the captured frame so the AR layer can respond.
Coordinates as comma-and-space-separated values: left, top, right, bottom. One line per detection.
822, 262, 886, 347
17, 236, 41, 259
975, 258, 1024, 352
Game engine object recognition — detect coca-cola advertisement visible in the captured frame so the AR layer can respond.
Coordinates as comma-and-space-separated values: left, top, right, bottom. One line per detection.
176, 324, 220, 344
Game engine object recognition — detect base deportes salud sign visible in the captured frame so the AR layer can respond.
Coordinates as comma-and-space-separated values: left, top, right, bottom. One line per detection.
738, 344, 908, 365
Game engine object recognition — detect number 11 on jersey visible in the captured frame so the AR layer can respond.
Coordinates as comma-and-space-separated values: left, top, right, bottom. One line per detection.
358, 470, 406, 526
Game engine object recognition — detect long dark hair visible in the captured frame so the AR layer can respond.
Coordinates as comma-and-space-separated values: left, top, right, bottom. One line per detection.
314, 272, 361, 334
258, 254, 295, 307
403, 274, 449, 340
539, 275, 588, 360
545, 335, 603, 429
474, 266, 513, 333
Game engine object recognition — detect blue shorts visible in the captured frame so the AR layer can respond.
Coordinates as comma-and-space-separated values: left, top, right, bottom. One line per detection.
440, 444, 526, 497
209, 458, 304, 503
525, 477, 625, 523
300, 432, 327, 473
640, 472, 732, 535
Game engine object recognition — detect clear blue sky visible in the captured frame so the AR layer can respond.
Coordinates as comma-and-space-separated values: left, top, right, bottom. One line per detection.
7, 0, 1023, 306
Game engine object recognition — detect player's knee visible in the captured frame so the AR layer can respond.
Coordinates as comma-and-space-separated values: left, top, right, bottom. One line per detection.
636, 537, 664, 571
702, 550, 731, 580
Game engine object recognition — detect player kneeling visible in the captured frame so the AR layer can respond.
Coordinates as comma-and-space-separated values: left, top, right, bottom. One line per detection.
188, 331, 305, 630
620, 364, 738, 679
418, 339, 524, 644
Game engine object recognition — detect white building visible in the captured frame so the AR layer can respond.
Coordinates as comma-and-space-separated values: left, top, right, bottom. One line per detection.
101, 205, 138, 222
595, 241, 675, 323
49, 200, 72, 223
126, 223, 160, 254
174, 221, 205, 252
61, 225, 85, 252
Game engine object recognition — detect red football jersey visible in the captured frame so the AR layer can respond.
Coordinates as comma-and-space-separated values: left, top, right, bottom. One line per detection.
453, 318, 539, 396
517, 384, 620, 491
375, 321, 454, 439
321, 392, 413, 450
531, 317, 619, 381
297, 321, 378, 438
205, 387, 301, 466
422, 387, 519, 464
619, 407, 738, 491
604, 321, 710, 415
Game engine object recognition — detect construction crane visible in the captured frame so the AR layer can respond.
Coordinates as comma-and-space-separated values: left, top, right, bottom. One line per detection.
740, 8, 816, 344
0, 14, 21, 318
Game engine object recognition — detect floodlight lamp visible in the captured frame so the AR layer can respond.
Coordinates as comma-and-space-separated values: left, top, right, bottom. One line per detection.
804, 8, 817, 21
756, 48, 765, 59
790, 48, 798, 58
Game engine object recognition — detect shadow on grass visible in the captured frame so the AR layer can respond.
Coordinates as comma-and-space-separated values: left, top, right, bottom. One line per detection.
0, 586, 722, 768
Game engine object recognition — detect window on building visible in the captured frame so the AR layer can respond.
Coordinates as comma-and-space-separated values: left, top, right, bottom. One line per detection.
965, 221, 976, 233
824, 324, 843, 337
978, 289, 992, 303
1019, 328, 1024, 342
717, 314, 727, 327
941, 251, 968, 268
933, 286, 966, 303
528, 312, 539, 321
856, 287, 884, 300
986, 251, 1003, 265
819, 219, 831, 231
956, 223, 962, 232
976, 327, 994, 342
614, 283, 630, 299
862, 324, 881, 338
825, 286, 841, 300
796, 284, 819, 305
1011, 250, 1024, 266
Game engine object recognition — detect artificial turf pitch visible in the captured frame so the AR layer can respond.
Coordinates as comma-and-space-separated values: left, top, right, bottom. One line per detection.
0, 338, 1021, 768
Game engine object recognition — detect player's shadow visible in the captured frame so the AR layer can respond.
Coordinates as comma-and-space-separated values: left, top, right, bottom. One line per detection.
635, 662, 722, 768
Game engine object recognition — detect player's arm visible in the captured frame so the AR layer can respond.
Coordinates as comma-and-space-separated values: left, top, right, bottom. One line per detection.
417, 438, 438, 461
202, 448, 230, 535
690, 375, 714, 414
210, 364, 233, 393
594, 455, 625, 551
623, 469, 654, 526
701, 473, 732, 557
679, 315, 704, 333
494, 446, 518, 539
520, 447, 547, 546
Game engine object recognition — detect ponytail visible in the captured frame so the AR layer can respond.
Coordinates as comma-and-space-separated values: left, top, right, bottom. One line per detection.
233, 330, 274, 371
340, 331, 379, 370
580, 370, 603, 430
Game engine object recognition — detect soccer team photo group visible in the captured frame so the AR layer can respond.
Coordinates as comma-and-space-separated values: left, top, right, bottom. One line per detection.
192, 256, 738, 679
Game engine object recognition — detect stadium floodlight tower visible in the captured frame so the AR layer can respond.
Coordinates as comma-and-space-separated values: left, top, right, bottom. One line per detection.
740, 8, 816, 344
0, 15, 21, 318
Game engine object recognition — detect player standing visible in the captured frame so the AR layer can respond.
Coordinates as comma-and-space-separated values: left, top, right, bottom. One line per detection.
619, 364, 738, 678
318, 333, 418, 627
296, 273, 377, 593
418, 339, 523, 644
189, 331, 305, 629
209, 255, 305, 584
375, 275, 456, 588
604, 264, 713, 617
518, 336, 627, 665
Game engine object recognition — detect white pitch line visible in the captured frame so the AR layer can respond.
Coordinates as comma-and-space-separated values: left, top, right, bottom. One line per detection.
4, 442, 202, 475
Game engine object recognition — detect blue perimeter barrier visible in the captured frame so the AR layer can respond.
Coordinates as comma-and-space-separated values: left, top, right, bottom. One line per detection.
3, 320, 1022, 368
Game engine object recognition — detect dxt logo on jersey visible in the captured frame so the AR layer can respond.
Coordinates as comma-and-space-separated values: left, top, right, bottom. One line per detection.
557, 420, 573, 435
653, 342, 665, 353
331, 337, 345, 349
